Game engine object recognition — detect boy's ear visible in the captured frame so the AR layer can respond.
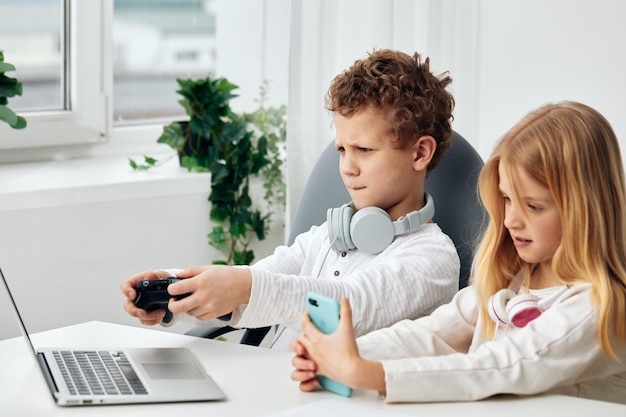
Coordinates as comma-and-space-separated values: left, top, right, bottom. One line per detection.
413, 135, 437, 170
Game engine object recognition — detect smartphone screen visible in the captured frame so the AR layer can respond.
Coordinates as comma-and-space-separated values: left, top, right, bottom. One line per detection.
306, 292, 353, 397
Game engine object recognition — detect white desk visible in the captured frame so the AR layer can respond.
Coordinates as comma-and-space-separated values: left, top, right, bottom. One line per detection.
1, 321, 624, 416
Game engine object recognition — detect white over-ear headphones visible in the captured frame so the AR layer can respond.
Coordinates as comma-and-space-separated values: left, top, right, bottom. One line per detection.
326, 193, 435, 254
488, 285, 568, 328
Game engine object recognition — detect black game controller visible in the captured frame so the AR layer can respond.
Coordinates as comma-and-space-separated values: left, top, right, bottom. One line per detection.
133, 277, 191, 324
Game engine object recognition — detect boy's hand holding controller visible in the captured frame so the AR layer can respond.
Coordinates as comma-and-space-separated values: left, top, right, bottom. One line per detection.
133, 277, 192, 326
121, 269, 175, 326
122, 265, 250, 325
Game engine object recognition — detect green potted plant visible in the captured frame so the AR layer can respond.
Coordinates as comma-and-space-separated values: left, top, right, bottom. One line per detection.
0, 51, 27, 129
130, 76, 286, 266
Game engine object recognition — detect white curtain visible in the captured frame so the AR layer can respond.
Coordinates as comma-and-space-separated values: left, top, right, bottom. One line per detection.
285, 0, 479, 230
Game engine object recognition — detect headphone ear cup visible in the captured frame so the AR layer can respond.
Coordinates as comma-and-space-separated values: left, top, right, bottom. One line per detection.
350, 207, 394, 254
327, 204, 356, 251
506, 294, 542, 328
488, 289, 517, 326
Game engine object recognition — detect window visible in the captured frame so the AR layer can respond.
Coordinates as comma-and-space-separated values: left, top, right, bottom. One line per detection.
0, 0, 289, 161
0, 0, 103, 151
0, 0, 64, 113
113, 0, 217, 124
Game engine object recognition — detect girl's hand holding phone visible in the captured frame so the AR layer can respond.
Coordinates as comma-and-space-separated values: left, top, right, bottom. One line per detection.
298, 293, 356, 397
292, 294, 387, 395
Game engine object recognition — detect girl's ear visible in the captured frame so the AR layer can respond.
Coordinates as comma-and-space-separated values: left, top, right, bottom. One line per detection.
413, 135, 437, 171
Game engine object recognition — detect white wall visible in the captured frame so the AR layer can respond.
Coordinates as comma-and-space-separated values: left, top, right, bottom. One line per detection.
471, 0, 626, 158
287, 0, 626, 222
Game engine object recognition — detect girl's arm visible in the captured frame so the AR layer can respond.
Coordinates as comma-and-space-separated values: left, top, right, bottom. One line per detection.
364, 284, 626, 403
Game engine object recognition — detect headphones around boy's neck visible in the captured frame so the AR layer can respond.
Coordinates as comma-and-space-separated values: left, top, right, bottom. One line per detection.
326, 193, 435, 255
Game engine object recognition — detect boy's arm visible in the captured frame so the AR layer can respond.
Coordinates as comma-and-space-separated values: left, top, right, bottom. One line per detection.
236, 225, 460, 333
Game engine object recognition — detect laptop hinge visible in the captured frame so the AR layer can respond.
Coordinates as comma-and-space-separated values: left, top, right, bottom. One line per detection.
36, 352, 59, 396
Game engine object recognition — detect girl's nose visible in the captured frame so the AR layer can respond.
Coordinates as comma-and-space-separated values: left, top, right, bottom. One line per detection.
504, 205, 523, 230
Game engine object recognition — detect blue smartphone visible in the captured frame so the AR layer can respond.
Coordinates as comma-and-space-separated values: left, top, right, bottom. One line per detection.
306, 292, 353, 397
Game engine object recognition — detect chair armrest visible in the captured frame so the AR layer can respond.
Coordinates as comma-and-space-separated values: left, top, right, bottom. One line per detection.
185, 325, 274, 347
185, 325, 239, 339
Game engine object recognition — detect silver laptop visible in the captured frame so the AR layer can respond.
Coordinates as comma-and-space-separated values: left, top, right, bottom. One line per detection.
0, 268, 225, 406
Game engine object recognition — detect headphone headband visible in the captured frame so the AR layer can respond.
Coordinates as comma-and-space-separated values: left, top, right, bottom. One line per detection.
392, 193, 435, 235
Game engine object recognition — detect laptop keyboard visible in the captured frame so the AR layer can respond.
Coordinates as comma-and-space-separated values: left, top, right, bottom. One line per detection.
52, 350, 148, 396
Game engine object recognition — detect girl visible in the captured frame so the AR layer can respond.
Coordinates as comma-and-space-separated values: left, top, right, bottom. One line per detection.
290, 101, 626, 404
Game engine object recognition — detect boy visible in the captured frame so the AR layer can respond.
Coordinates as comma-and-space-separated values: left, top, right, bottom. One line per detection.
121, 49, 460, 350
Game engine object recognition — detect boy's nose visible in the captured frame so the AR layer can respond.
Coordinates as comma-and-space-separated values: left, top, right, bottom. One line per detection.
339, 153, 358, 176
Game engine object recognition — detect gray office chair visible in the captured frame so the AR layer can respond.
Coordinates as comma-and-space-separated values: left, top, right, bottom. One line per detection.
186, 131, 485, 344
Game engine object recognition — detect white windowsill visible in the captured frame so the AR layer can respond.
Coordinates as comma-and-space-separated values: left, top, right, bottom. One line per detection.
0, 154, 211, 212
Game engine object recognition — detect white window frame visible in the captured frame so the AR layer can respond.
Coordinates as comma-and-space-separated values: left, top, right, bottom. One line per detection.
0, 0, 106, 151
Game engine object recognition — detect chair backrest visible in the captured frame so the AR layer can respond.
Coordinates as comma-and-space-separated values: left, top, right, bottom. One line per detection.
288, 131, 485, 289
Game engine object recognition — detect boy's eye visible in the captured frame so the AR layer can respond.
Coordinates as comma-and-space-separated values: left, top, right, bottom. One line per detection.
336, 146, 345, 153
358, 147, 371, 152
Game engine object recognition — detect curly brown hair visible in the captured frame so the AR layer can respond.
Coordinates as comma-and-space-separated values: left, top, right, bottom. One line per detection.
325, 49, 455, 170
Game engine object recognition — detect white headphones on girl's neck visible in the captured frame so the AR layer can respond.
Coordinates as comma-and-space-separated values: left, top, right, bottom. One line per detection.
326, 193, 435, 255
488, 282, 568, 328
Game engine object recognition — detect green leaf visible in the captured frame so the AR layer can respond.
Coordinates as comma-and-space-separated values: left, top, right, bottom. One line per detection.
250, 211, 267, 240
233, 249, 254, 266
210, 163, 230, 183
238, 191, 252, 209
143, 155, 158, 165
180, 155, 208, 172
0, 62, 15, 72
229, 222, 248, 239
0, 104, 17, 126
128, 158, 152, 171
208, 226, 227, 249
210, 205, 231, 223
11, 115, 26, 129
157, 122, 185, 150
0, 74, 21, 98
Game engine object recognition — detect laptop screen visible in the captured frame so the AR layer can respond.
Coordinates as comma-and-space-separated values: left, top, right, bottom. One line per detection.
0, 267, 39, 356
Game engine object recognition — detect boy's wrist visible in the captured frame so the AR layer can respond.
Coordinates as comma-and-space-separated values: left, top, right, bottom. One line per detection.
235, 267, 253, 306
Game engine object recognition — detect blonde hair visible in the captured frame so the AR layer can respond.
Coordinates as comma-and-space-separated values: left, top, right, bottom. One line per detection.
473, 101, 626, 358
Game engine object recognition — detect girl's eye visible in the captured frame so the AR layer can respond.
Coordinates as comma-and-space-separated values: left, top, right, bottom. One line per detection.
502, 195, 511, 204
528, 204, 541, 212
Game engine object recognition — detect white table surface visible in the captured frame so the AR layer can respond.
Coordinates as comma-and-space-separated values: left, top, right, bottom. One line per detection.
1, 321, 624, 416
